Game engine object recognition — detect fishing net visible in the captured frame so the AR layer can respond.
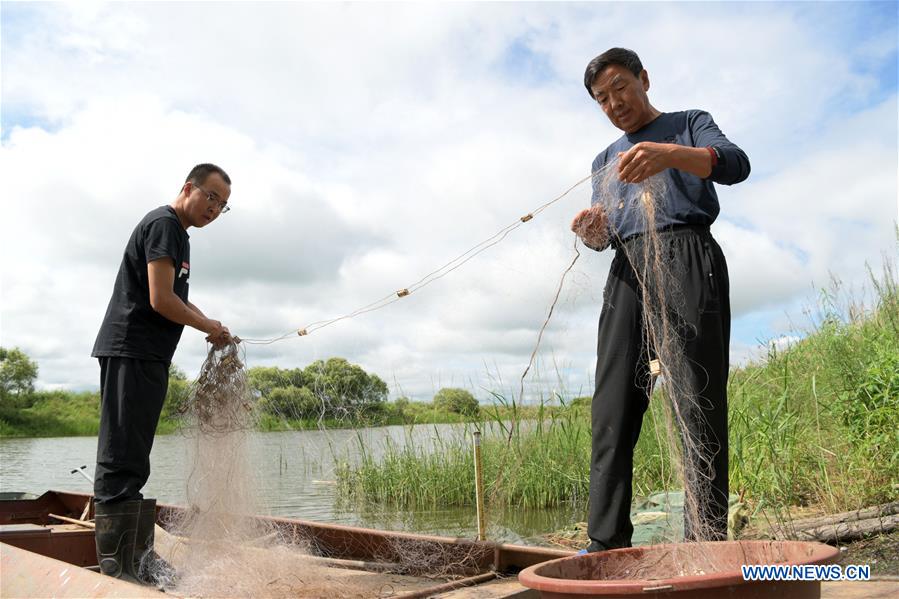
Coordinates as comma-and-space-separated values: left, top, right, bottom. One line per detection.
178, 341, 254, 435
143, 156, 742, 593
572, 203, 610, 251
153, 342, 494, 597
571, 159, 728, 577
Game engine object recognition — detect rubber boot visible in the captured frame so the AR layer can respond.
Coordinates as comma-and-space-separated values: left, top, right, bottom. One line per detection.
136, 498, 178, 588
94, 499, 141, 583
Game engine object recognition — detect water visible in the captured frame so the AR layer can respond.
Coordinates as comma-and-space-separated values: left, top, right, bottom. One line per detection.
0, 423, 583, 545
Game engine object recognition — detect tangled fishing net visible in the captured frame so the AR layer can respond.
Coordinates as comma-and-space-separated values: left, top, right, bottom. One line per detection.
178, 341, 254, 434
152, 342, 491, 597
572, 203, 610, 251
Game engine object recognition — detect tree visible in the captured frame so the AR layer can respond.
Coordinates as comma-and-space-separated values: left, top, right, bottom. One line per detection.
0, 347, 38, 407
394, 396, 410, 413
259, 385, 319, 419
433, 388, 479, 417
161, 364, 191, 419
303, 358, 388, 418
386, 396, 413, 423
248, 366, 307, 398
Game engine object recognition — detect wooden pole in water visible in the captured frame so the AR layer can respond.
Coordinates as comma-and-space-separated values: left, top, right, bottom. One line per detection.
473, 431, 486, 541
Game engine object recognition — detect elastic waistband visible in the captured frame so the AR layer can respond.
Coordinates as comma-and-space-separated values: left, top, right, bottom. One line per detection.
613, 224, 711, 249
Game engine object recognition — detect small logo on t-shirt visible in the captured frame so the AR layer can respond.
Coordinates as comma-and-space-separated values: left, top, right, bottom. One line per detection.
179, 261, 190, 279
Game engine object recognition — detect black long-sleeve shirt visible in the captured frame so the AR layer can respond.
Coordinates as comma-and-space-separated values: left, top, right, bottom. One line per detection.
590, 110, 750, 242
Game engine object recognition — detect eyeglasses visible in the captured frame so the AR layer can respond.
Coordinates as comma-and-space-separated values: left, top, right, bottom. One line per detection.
191, 182, 230, 214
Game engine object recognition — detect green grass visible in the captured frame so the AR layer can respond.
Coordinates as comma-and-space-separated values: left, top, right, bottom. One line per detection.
728, 264, 899, 512
253, 401, 549, 432
0, 390, 102, 437
335, 402, 593, 510
256, 407, 470, 432
0, 385, 534, 438
335, 263, 899, 515
1, 390, 178, 438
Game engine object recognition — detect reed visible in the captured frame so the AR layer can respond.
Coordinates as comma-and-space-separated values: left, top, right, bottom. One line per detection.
336, 262, 899, 514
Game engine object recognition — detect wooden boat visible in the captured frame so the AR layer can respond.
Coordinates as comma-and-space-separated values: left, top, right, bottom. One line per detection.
0, 490, 570, 598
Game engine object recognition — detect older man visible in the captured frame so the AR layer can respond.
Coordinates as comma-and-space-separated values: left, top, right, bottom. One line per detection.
91, 163, 233, 583
571, 48, 750, 552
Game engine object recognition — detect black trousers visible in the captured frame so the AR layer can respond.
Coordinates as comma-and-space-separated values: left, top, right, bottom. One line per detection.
587, 226, 730, 551
94, 357, 169, 505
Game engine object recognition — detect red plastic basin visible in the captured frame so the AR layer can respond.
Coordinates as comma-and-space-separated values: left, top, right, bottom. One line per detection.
518, 540, 840, 599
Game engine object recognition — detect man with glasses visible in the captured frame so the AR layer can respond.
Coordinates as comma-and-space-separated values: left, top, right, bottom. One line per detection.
90, 163, 233, 585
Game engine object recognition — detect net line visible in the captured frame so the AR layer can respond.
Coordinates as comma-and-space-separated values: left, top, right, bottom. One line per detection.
238, 167, 610, 346
177, 156, 737, 584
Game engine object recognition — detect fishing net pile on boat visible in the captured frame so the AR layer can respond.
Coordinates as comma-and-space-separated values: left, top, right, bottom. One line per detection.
154, 342, 490, 597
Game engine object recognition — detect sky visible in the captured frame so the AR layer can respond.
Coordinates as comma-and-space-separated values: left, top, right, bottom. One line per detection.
1, 1, 897, 401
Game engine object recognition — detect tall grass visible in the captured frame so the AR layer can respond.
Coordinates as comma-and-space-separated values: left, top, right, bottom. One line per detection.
336, 263, 899, 514
729, 263, 899, 512
335, 401, 594, 510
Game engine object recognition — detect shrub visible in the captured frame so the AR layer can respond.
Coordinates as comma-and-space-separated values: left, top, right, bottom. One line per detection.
433, 388, 479, 416
259, 385, 319, 418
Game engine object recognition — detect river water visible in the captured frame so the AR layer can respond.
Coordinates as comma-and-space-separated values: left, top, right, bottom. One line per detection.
0, 423, 584, 545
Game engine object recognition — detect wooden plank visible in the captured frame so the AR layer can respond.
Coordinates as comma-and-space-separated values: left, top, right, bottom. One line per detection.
49, 513, 94, 528
437, 576, 540, 598
1, 542, 168, 598
396, 572, 496, 598
0, 524, 50, 536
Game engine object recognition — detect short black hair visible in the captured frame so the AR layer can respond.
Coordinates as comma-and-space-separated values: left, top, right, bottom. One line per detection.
583, 48, 644, 99
185, 163, 231, 186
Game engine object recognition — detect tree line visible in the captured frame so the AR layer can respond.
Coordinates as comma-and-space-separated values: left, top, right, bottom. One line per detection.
1, 347, 481, 435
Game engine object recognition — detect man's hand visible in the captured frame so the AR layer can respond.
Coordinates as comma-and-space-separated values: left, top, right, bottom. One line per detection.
618, 142, 713, 183
571, 204, 609, 251
203, 320, 232, 348
617, 141, 675, 184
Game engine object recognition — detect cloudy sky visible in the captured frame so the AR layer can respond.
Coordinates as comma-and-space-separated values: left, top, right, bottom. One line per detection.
1, 2, 896, 401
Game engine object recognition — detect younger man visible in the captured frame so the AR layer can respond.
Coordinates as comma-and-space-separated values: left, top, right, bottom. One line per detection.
91, 163, 233, 583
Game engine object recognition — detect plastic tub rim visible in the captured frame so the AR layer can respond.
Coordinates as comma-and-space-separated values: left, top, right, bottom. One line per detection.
518, 540, 841, 595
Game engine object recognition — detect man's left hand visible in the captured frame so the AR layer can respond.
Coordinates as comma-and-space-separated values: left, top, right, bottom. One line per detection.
206, 326, 232, 348
617, 142, 674, 184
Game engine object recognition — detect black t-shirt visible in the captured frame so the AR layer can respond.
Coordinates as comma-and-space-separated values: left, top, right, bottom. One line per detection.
92, 206, 191, 363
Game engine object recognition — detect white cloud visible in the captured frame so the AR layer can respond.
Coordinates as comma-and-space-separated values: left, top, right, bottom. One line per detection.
1, 3, 896, 399
768, 335, 801, 354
